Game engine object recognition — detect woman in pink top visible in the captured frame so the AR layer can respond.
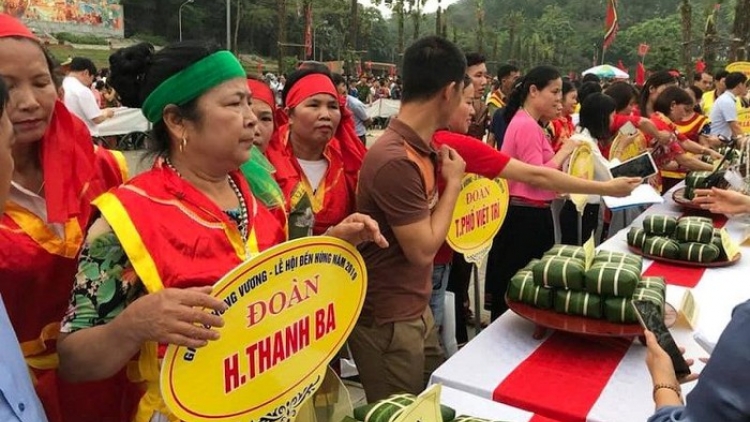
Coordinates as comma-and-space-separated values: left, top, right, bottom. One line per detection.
486, 65, 577, 320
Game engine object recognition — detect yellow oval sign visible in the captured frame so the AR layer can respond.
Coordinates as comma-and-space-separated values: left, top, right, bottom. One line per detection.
446, 174, 509, 255
727, 61, 750, 78
160, 236, 367, 422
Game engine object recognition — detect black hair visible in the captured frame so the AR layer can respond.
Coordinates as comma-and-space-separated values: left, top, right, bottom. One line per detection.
504, 65, 561, 123
281, 68, 335, 108
604, 81, 638, 112
715, 70, 729, 82
693, 72, 711, 82
331, 72, 345, 87
725, 72, 748, 90
497, 64, 519, 81
653, 86, 693, 116
0, 77, 8, 118
465, 52, 486, 68
69, 57, 97, 75
109, 41, 222, 156
638, 71, 677, 117
582, 73, 601, 84
577, 81, 603, 106
687, 85, 703, 101
401, 36, 466, 103
463, 75, 472, 91
297, 60, 332, 76
579, 93, 616, 141
562, 80, 576, 97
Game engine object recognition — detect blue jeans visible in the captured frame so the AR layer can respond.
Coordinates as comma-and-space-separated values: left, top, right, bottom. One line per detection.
430, 264, 452, 328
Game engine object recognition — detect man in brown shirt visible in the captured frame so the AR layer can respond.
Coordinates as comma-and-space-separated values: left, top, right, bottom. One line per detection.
350, 36, 467, 402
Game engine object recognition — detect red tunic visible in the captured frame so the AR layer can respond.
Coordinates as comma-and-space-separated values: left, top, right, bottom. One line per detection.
0, 107, 134, 422
266, 124, 358, 237
94, 163, 287, 421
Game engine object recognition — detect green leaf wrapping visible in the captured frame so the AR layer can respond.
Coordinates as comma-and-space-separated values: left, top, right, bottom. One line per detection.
626, 227, 649, 250
532, 256, 586, 290
352, 394, 456, 422
643, 236, 680, 259
544, 244, 586, 261
554, 290, 603, 318
678, 242, 721, 263
642, 215, 678, 236
712, 230, 728, 260
522, 258, 542, 272
637, 277, 667, 296
684, 171, 713, 200
674, 221, 714, 244
632, 286, 665, 315
594, 251, 643, 271
603, 297, 638, 323
508, 271, 555, 309
584, 262, 640, 298
678, 216, 712, 226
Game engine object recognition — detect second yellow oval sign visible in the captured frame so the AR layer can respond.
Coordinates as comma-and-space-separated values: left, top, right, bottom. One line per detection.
447, 174, 509, 255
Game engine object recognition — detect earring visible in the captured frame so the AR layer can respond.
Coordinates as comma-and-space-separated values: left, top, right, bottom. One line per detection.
179, 136, 188, 153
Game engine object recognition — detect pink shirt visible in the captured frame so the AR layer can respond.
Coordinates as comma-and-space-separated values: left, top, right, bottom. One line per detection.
501, 110, 560, 202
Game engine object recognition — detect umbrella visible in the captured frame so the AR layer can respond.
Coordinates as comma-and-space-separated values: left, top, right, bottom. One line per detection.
582, 64, 629, 79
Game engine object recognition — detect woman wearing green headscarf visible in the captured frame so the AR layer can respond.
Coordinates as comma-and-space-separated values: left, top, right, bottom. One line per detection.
56, 42, 386, 421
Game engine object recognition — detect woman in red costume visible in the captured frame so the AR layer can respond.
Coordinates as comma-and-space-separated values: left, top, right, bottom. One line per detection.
0, 14, 133, 422
56, 41, 386, 422
246, 77, 277, 153
265, 69, 367, 239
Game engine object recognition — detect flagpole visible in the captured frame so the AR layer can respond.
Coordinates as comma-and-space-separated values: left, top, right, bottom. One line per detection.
601, 44, 606, 65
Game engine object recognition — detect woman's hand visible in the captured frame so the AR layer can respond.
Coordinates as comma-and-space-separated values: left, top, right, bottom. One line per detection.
655, 130, 675, 146
644, 330, 699, 385
327, 213, 389, 248
604, 177, 642, 197
693, 188, 750, 215
559, 137, 581, 157
117, 286, 227, 349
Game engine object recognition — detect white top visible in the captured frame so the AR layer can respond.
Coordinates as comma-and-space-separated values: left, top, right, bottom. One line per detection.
296, 158, 328, 192
63, 76, 103, 136
566, 127, 613, 204
9, 181, 65, 238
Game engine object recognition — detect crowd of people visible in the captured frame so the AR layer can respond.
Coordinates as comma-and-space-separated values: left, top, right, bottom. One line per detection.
0, 10, 749, 422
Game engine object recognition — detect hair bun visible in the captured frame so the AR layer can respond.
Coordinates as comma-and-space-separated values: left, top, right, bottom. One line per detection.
109, 42, 155, 108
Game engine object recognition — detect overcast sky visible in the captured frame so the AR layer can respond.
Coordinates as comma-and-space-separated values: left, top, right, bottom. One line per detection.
359, 0, 463, 18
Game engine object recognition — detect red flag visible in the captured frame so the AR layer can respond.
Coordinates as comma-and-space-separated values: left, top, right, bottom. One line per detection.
636, 62, 646, 86
695, 60, 707, 73
638, 43, 650, 57
604, 0, 618, 50
304, 2, 313, 58
617, 60, 627, 72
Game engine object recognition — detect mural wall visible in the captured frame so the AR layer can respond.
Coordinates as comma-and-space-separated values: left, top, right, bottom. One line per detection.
2, 0, 123, 36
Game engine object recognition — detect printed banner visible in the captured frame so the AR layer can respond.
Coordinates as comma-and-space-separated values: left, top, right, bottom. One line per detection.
447, 174, 509, 258
161, 236, 367, 422
2, 0, 123, 30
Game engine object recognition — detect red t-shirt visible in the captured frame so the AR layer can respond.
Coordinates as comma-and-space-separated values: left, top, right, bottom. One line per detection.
432, 129, 511, 264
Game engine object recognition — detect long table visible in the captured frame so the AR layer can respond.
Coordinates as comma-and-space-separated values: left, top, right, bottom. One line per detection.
430, 186, 750, 422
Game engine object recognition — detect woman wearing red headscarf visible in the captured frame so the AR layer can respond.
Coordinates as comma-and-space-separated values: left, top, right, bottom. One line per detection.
0, 14, 133, 422
246, 77, 277, 153
265, 69, 367, 239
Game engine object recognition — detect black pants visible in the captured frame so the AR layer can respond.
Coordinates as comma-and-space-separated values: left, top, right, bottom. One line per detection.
446, 252, 472, 344
485, 205, 554, 321
559, 201, 600, 246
